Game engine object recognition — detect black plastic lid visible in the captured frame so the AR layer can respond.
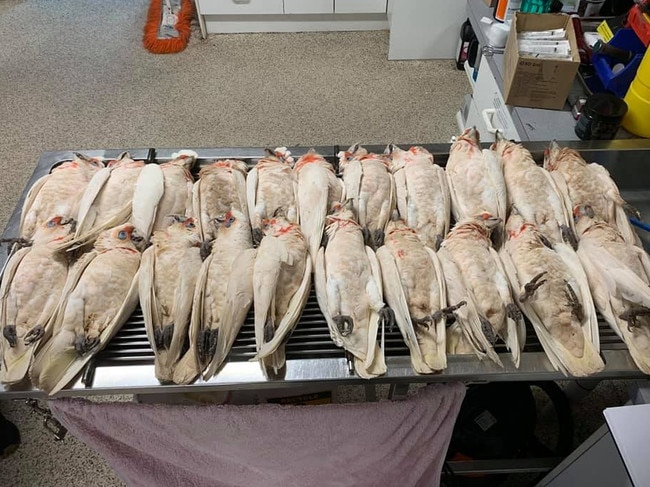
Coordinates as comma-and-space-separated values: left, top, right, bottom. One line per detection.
583, 93, 628, 121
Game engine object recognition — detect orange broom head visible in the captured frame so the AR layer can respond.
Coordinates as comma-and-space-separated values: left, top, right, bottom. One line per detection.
143, 0, 194, 54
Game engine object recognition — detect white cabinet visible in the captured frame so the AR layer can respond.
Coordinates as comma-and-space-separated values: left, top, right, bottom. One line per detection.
284, 0, 334, 14
199, 0, 284, 15
335, 0, 387, 13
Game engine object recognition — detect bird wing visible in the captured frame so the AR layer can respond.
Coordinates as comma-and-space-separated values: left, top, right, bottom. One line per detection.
314, 246, 342, 347
246, 167, 259, 228
132, 164, 165, 241
376, 246, 427, 373
256, 255, 311, 359
47, 270, 140, 395
393, 168, 409, 223
18, 174, 49, 237
298, 169, 329, 265
343, 159, 363, 223
204, 248, 256, 380
233, 166, 249, 224
74, 166, 113, 238
434, 164, 451, 237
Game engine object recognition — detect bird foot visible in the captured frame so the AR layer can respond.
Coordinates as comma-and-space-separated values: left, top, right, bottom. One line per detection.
75, 334, 99, 356
564, 282, 584, 322
379, 306, 396, 333
519, 272, 548, 302
154, 328, 165, 350
200, 240, 212, 261
434, 234, 444, 252
252, 228, 264, 247
620, 306, 650, 332
198, 328, 219, 365
162, 323, 174, 350
373, 229, 385, 249
333, 315, 354, 337
561, 225, 578, 250
539, 234, 554, 249
432, 301, 468, 323
507, 303, 523, 323
412, 316, 433, 330
480, 316, 497, 345
345, 350, 355, 375
320, 230, 329, 248
24, 325, 44, 345
263, 318, 275, 343
361, 227, 372, 248
3, 325, 17, 348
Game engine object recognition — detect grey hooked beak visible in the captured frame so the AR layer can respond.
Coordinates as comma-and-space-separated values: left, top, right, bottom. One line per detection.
131, 230, 146, 250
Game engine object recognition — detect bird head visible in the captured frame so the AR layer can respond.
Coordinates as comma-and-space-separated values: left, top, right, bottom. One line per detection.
294, 149, 328, 173
543, 141, 586, 172
505, 212, 535, 240
573, 205, 597, 235
213, 210, 248, 233
385, 218, 413, 237
33, 216, 77, 246
96, 224, 145, 253
165, 216, 201, 246
167, 150, 198, 171
69, 152, 104, 170
261, 213, 298, 237
451, 127, 480, 152
474, 212, 502, 230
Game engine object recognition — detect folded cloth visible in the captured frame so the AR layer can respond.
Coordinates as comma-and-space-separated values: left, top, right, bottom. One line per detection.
50, 383, 465, 487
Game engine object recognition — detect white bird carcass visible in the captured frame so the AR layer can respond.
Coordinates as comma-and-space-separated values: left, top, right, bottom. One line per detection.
294, 149, 344, 265
139, 217, 203, 384
192, 159, 249, 241
493, 133, 574, 247
247, 148, 298, 245
314, 205, 393, 378
146, 151, 197, 234
19, 153, 103, 239
338, 145, 395, 249
388, 145, 450, 250
0, 217, 75, 385
544, 141, 640, 246
376, 219, 448, 373
181, 209, 255, 382
574, 205, 650, 374
446, 128, 507, 244
253, 213, 311, 377
438, 248, 502, 366
31, 224, 144, 395
441, 216, 525, 366
67, 153, 164, 248
500, 212, 604, 376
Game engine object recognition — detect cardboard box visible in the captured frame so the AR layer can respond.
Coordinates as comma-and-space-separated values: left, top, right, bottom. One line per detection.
503, 12, 580, 110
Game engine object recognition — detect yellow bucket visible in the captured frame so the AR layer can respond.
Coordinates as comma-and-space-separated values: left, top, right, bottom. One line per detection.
623, 48, 650, 138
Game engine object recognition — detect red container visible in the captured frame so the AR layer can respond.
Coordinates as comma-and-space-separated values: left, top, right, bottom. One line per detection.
627, 5, 650, 47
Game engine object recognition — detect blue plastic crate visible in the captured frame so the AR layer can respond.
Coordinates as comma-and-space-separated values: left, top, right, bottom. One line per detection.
592, 28, 646, 98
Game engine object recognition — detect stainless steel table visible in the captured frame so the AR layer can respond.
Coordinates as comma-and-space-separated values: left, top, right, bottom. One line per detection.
2, 140, 650, 399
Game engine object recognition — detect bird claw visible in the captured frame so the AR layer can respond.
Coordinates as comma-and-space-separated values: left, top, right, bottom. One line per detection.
75, 334, 99, 355
564, 282, 584, 322
320, 230, 329, 248
624, 202, 641, 220
619, 307, 650, 332
434, 234, 444, 251
333, 315, 354, 337
198, 328, 219, 365
154, 328, 165, 350
539, 234, 554, 249
200, 240, 212, 261
412, 316, 433, 330
519, 272, 548, 302
379, 306, 395, 333
480, 316, 497, 344
252, 228, 264, 247
507, 303, 523, 323
264, 319, 275, 343
3, 325, 17, 348
344, 350, 355, 375
162, 324, 174, 350
361, 227, 372, 248
24, 325, 44, 345
561, 225, 578, 250
434, 301, 468, 323
373, 230, 385, 249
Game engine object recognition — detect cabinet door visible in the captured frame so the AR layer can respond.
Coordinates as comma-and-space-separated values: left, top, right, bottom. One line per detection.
284, 0, 333, 14
198, 0, 284, 15
335, 0, 387, 14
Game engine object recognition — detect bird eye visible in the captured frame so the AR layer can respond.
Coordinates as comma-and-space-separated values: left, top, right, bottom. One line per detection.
187, 222, 195, 229
46, 220, 57, 228
118, 230, 128, 240
228, 216, 235, 224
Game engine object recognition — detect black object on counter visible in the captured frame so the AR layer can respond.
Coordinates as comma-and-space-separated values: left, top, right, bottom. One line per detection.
593, 39, 635, 64
456, 19, 476, 70
575, 93, 628, 140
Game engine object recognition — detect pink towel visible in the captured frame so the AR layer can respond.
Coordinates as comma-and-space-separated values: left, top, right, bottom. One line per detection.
50, 383, 465, 487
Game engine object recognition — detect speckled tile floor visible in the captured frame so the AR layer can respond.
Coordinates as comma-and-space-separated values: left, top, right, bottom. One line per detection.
0, 1, 637, 486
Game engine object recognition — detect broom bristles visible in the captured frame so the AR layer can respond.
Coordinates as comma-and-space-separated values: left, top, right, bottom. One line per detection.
143, 0, 194, 54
